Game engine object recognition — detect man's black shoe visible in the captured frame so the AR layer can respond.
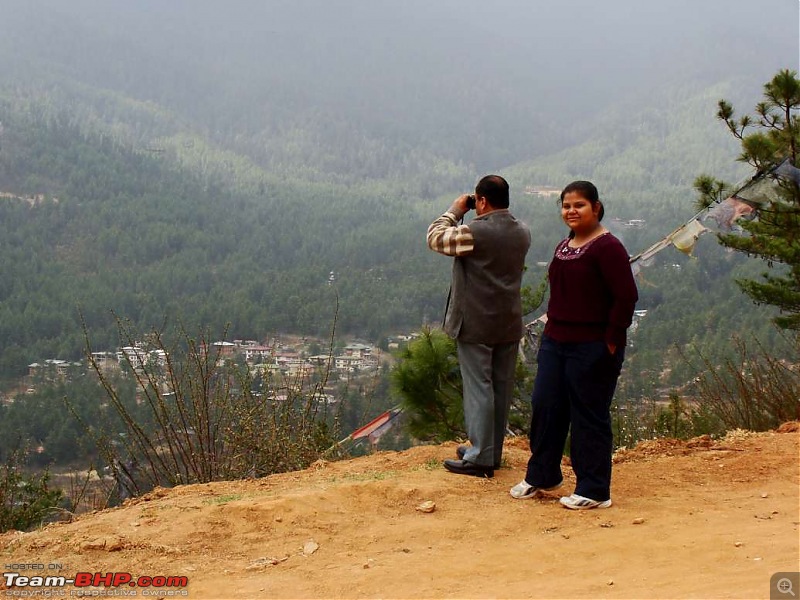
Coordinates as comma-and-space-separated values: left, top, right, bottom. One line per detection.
456, 445, 501, 469
443, 459, 494, 478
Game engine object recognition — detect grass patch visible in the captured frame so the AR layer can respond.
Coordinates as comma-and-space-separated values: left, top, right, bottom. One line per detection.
203, 494, 243, 505
420, 458, 441, 471
330, 471, 399, 483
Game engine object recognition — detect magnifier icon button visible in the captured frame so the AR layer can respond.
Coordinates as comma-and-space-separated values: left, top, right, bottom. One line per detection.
778, 578, 796, 597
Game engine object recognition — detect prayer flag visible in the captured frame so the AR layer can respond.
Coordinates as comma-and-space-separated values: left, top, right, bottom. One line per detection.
350, 408, 403, 440
669, 218, 708, 255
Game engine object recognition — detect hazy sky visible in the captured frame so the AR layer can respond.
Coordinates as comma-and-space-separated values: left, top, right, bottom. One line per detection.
1, 1, 797, 172
5, 0, 796, 89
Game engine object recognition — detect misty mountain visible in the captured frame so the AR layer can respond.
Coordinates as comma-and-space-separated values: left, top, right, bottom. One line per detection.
2, 1, 793, 181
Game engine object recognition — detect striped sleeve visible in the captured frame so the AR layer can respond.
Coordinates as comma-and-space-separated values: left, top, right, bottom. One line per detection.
427, 212, 475, 256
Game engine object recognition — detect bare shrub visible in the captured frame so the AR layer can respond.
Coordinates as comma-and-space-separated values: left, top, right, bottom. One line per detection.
680, 335, 800, 431
77, 316, 340, 501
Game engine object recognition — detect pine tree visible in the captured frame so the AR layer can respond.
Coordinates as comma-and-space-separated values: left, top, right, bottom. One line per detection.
695, 69, 800, 329
390, 328, 465, 441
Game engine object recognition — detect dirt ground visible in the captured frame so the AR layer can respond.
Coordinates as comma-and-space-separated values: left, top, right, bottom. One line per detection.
1, 424, 798, 600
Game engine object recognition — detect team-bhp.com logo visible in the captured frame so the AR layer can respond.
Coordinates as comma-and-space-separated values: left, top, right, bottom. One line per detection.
3, 572, 189, 596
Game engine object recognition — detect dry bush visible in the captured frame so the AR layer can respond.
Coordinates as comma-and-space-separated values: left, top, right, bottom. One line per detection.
79, 317, 340, 502
680, 335, 800, 432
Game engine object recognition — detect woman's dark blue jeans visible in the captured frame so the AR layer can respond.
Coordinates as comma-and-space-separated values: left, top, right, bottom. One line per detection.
525, 335, 624, 502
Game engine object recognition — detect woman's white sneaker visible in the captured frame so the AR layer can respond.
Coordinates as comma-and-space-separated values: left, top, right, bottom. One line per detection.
509, 480, 562, 500
559, 493, 612, 510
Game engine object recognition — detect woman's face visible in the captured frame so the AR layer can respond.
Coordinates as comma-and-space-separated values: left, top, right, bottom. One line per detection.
561, 191, 600, 233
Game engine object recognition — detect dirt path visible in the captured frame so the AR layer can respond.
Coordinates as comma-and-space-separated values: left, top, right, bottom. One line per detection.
1, 427, 798, 599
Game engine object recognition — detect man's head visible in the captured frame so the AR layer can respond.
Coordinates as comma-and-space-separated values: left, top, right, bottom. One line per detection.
475, 175, 510, 212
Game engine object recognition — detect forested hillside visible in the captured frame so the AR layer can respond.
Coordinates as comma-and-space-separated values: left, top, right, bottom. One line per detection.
0, 107, 456, 376
0, 0, 795, 389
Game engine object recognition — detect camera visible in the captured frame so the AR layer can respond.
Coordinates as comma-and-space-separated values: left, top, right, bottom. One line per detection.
466, 194, 476, 210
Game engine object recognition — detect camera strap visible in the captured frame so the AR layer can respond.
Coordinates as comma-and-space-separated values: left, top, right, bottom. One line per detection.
442, 287, 451, 329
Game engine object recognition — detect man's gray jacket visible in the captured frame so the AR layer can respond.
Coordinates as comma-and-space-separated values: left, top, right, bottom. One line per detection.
429, 208, 531, 345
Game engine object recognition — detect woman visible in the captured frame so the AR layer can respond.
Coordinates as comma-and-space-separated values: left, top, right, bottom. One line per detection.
511, 180, 638, 509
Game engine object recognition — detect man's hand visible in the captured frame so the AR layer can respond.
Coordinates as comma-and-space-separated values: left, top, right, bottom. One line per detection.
449, 194, 472, 216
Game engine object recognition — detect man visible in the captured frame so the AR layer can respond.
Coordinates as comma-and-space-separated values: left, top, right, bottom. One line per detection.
427, 175, 531, 477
